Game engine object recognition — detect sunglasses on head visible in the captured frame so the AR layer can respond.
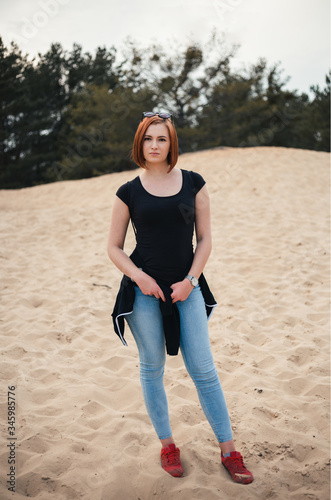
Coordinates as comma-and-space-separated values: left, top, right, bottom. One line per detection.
142, 111, 172, 120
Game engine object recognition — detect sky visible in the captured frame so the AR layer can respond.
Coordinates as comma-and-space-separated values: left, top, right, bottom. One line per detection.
0, 0, 330, 95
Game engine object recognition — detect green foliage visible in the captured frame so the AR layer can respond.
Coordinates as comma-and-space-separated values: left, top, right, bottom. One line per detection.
0, 34, 329, 189
0, 39, 28, 187
197, 60, 330, 152
49, 84, 156, 181
307, 72, 330, 151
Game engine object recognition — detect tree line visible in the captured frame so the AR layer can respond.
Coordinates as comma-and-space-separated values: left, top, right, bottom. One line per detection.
0, 34, 329, 189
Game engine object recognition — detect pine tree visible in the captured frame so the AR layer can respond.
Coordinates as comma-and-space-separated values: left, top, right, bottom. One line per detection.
51, 84, 156, 181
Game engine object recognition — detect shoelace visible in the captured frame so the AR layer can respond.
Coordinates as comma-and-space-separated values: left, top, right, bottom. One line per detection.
229, 455, 247, 472
164, 449, 180, 465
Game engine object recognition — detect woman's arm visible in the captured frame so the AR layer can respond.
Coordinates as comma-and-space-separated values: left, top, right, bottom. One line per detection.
188, 183, 212, 277
170, 184, 212, 303
107, 196, 165, 301
107, 196, 136, 276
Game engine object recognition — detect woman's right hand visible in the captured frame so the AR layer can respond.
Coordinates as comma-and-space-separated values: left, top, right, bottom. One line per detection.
133, 270, 166, 302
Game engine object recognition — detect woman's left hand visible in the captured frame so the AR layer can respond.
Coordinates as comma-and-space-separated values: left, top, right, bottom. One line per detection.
170, 279, 193, 303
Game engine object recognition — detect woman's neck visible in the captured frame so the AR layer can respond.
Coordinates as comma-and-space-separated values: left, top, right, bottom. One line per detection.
142, 162, 171, 177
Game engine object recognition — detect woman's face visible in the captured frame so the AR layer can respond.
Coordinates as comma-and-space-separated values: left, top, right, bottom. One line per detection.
142, 122, 171, 165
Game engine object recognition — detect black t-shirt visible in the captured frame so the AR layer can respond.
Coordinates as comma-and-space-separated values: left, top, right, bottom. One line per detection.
116, 169, 206, 285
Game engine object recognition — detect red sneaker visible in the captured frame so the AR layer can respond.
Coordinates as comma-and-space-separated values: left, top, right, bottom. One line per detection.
221, 451, 254, 484
161, 444, 184, 477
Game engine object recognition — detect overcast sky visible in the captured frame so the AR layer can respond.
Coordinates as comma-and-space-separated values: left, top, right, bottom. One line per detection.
1, 0, 330, 95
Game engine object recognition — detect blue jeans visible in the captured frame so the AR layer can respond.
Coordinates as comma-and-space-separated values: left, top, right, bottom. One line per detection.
126, 285, 233, 442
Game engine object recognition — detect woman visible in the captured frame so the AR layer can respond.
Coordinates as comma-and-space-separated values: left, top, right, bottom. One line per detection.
107, 111, 254, 485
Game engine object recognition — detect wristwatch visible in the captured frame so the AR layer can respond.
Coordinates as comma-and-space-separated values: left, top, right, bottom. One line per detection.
185, 274, 199, 287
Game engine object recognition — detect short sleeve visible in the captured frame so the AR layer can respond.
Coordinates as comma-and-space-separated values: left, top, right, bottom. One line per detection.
116, 182, 130, 207
190, 171, 206, 193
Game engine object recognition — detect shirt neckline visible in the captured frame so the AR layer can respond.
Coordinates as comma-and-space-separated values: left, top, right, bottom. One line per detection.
137, 169, 184, 198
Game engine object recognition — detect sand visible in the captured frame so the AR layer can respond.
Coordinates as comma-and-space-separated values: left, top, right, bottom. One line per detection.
0, 146, 330, 500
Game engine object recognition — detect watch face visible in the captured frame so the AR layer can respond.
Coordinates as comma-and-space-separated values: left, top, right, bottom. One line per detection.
192, 277, 198, 287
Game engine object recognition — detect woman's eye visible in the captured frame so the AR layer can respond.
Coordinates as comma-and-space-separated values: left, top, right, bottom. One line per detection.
143, 137, 167, 142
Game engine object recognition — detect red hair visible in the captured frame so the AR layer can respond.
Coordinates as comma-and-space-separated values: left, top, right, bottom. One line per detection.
132, 116, 179, 170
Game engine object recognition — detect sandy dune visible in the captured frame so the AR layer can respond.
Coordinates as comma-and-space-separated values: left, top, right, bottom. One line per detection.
0, 146, 329, 499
